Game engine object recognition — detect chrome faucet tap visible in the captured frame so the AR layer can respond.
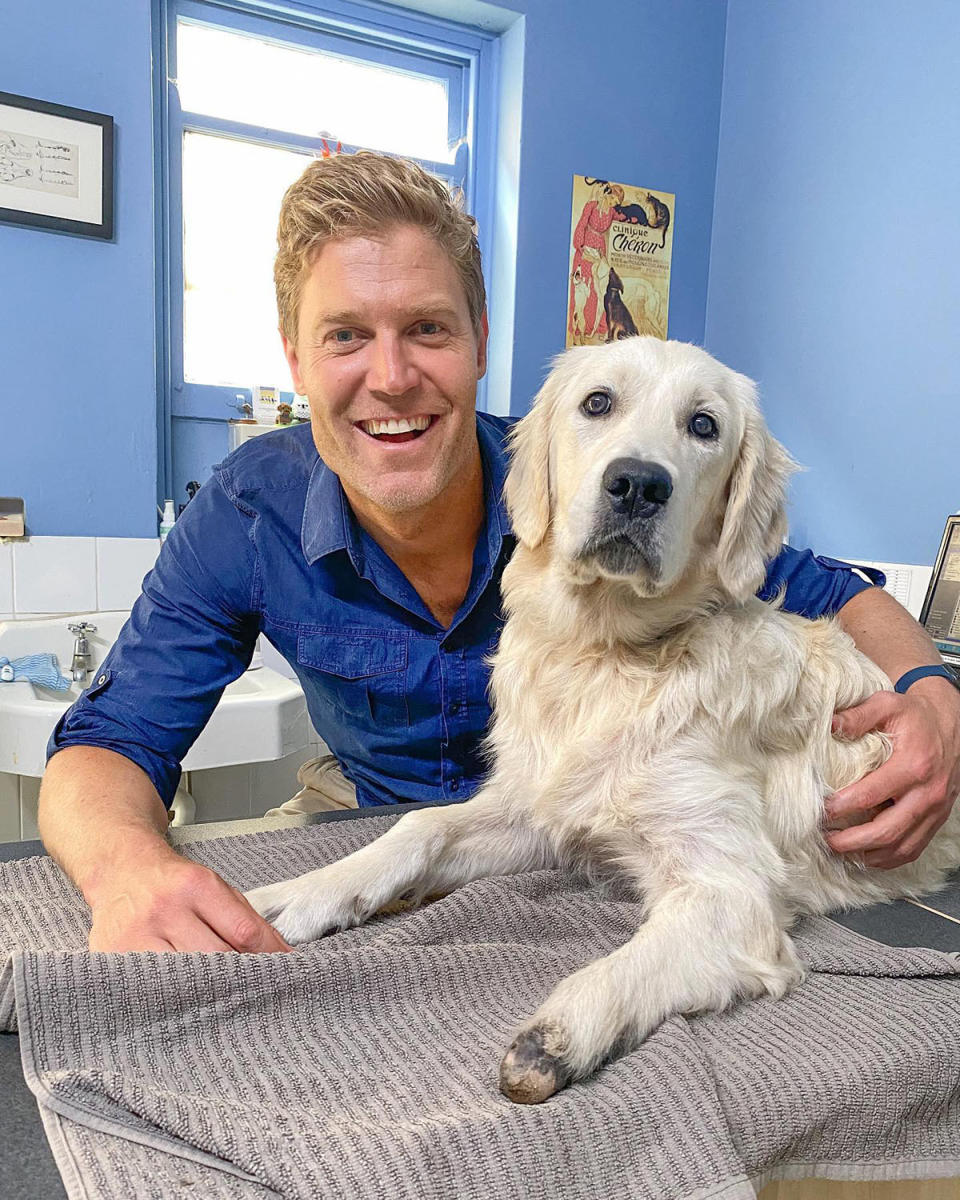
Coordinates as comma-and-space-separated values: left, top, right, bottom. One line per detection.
67, 622, 97, 683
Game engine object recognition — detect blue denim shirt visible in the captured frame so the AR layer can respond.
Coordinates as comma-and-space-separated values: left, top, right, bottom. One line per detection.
49, 416, 882, 808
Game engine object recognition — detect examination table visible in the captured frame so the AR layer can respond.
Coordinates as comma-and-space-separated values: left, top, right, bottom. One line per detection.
2, 805, 960, 1200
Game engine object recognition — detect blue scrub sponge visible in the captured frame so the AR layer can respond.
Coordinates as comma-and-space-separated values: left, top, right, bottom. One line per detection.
0, 654, 72, 691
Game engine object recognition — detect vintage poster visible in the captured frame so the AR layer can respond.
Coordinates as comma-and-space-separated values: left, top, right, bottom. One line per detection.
566, 175, 674, 347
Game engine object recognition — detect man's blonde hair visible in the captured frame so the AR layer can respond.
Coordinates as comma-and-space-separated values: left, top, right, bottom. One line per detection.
275, 151, 486, 344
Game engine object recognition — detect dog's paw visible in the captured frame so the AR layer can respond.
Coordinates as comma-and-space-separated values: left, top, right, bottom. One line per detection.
499, 1024, 574, 1104
244, 877, 336, 945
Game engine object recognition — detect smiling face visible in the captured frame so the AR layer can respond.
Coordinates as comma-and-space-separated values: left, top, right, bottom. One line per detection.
282, 224, 488, 516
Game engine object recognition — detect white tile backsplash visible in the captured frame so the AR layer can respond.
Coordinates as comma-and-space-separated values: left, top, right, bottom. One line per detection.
0, 543, 12, 615
13, 537, 97, 614
9, 612, 72, 621
96, 537, 160, 610
1, 534, 161, 619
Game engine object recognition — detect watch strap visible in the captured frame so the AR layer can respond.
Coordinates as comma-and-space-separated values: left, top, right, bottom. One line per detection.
894, 664, 957, 694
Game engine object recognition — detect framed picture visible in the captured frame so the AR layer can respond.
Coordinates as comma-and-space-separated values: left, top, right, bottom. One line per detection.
0, 91, 114, 240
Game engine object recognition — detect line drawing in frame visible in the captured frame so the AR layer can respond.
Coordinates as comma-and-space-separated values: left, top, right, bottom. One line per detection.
0, 91, 114, 240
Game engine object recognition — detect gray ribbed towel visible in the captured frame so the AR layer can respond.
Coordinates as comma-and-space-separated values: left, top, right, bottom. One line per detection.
3, 815, 960, 1200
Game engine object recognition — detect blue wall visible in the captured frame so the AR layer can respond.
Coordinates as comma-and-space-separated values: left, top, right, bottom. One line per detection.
3, 0, 727, 537
705, 0, 960, 565
502, 0, 727, 415
0, 0, 158, 538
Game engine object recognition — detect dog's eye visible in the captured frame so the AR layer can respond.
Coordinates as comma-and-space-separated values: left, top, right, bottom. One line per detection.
688, 412, 718, 440
582, 391, 612, 417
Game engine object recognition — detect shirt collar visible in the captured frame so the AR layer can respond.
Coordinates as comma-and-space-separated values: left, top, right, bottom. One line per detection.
476, 411, 514, 546
301, 456, 364, 567
300, 413, 515, 568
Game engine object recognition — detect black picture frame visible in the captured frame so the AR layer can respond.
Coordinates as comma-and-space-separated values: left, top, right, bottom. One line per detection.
0, 91, 114, 240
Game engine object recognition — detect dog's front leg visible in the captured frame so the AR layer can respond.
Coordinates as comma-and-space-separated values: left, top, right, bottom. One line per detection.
245, 787, 549, 944
499, 853, 802, 1104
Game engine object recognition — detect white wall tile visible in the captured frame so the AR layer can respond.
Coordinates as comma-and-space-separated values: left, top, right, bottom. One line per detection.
5, 612, 71, 621
0, 773, 20, 843
96, 537, 160, 611
20, 776, 41, 840
0, 543, 13, 615
13, 536, 97, 615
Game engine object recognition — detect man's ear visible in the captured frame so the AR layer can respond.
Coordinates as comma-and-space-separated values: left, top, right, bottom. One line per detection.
716, 372, 797, 602
476, 310, 489, 381
503, 370, 560, 549
281, 328, 306, 395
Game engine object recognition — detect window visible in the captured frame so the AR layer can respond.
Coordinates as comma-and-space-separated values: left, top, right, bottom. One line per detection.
156, 0, 495, 495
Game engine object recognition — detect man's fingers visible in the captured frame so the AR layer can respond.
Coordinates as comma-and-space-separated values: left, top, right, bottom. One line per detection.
89, 931, 176, 953
88, 865, 294, 953
825, 789, 931, 857
153, 920, 238, 953
832, 690, 900, 740
861, 805, 952, 869
827, 757, 915, 819
200, 885, 293, 953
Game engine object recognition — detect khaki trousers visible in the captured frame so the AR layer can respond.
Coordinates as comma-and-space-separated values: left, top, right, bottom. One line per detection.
264, 754, 359, 817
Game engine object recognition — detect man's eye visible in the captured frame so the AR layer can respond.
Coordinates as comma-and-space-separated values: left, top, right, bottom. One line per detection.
333, 330, 354, 344
417, 322, 442, 336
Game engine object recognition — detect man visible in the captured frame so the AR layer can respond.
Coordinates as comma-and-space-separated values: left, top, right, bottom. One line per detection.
39, 152, 960, 954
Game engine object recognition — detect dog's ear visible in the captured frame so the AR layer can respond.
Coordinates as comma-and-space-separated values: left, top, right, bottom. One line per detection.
503, 372, 560, 549
716, 373, 797, 602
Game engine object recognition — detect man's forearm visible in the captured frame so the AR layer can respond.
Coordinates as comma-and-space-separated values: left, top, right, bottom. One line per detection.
38, 745, 177, 903
836, 586, 943, 685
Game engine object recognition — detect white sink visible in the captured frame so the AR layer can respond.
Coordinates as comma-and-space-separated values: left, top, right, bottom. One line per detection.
0, 612, 310, 777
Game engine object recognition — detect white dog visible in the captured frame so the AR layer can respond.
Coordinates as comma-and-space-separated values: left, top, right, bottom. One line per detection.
248, 338, 960, 1104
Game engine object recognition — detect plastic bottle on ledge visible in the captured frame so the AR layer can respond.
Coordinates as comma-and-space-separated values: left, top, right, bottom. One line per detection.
159, 499, 176, 542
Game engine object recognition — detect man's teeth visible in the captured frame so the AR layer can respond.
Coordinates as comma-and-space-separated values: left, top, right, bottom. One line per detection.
360, 416, 432, 436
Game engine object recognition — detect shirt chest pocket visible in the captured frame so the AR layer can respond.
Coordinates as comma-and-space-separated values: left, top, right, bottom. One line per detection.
297, 631, 408, 725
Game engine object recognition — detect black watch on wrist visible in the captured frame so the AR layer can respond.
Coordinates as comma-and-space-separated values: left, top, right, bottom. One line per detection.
894, 664, 960, 694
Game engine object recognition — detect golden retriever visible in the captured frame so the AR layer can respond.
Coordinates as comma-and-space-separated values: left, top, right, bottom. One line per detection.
247, 338, 960, 1104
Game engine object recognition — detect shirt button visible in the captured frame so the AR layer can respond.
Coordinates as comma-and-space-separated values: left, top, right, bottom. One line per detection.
449, 702, 460, 715
97, 674, 107, 686
450, 778, 460, 792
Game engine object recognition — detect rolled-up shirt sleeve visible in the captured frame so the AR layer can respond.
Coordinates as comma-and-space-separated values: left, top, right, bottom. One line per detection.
759, 545, 886, 619
46, 472, 261, 807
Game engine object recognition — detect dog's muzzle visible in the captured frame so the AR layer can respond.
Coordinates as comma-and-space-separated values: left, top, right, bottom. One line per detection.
602, 458, 672, 519
575, 459, 672, 578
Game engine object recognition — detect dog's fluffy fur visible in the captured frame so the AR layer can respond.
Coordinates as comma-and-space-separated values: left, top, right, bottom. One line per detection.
247, 338, 960, 1104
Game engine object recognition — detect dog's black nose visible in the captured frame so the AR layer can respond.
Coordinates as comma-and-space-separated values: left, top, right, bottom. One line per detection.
602, 459, 673, 517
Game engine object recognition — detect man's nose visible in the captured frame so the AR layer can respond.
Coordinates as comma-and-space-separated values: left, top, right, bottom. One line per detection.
602, 458, 673, 518
367, 334, 419, 396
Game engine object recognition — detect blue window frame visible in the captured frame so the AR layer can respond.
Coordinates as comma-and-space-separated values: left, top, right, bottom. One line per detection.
153, 0, 497, 500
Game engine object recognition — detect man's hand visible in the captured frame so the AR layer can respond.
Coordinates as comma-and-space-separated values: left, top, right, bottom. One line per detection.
824, 677, 960, 868
39, 746, 292, 954
88, 849, 292, 953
